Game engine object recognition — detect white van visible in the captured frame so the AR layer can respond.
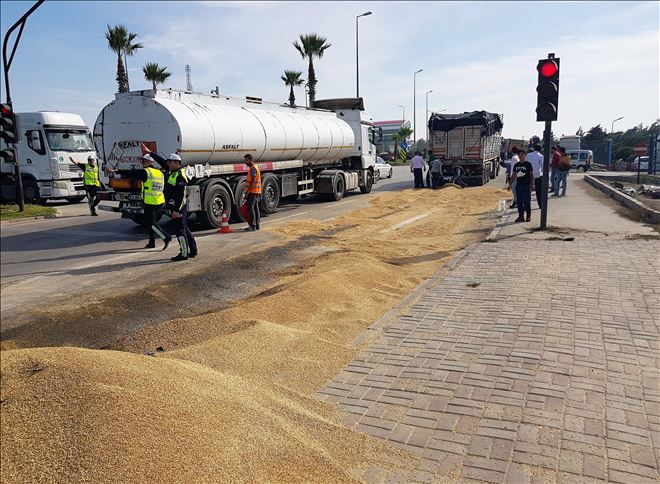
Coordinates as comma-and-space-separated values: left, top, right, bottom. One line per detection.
566, 149, 593, 170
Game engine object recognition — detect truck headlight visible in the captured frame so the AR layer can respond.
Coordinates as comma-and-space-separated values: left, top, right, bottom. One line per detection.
53, 181, 69, 189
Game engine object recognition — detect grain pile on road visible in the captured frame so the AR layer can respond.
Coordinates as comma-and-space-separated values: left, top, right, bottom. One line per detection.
1, 185, 507, 483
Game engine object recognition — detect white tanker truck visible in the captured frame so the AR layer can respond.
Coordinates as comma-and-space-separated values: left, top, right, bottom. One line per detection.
94, 89, 381, 227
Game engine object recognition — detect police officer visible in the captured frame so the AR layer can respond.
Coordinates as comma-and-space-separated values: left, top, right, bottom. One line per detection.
106, 153, 171, 250
244, 154, 261, 231
138, 146, 197, 260
70, 155, 101, 216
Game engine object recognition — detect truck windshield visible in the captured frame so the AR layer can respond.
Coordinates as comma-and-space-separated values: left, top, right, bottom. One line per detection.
45, 129, 94, 152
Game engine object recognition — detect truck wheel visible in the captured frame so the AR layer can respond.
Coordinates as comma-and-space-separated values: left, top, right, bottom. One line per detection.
359, 170, 373, 194
65, 197, 85, 204
231, 177, 248, 222
23, 178, 46, 205
198, 183, 232, 228
260, 174, 280, 214
330, 174, 345, 201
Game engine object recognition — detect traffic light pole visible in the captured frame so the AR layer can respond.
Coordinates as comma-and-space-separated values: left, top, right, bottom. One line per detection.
539, 120, 552, 230
2, 0, 45, 211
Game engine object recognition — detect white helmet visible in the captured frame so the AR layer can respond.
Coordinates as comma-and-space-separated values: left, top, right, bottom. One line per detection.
167, 153, 182, 162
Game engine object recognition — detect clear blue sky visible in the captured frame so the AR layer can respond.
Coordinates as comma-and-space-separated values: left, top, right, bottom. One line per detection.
1, 1, 658, 140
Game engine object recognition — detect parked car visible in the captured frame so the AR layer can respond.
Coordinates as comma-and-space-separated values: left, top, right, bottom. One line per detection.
375, 157, 393, 179
567, 150, 593, 170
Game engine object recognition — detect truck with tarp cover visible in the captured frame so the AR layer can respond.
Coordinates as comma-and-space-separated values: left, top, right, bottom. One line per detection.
428, 111, 503, 186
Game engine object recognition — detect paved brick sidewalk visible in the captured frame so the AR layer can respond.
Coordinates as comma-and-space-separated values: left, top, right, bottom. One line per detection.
318, 237, 660, 482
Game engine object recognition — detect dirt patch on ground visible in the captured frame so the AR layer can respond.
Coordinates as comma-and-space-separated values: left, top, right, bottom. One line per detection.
1, 186, 506, 482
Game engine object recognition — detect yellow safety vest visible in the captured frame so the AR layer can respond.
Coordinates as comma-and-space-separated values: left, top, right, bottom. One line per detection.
83, 163, 100, 187
167, 169, 188, 210
142, 167, 165, 205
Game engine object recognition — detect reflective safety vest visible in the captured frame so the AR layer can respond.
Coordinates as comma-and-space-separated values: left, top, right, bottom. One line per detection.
142, 167, 165, 205
246, 164, 261, 194
167, 168, 188, 210
83, 163, 100, 187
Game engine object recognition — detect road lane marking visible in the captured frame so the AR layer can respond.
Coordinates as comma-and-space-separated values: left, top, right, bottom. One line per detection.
265, 211, 308, 223
322, 199, 355, 209
385, 211, 433, 232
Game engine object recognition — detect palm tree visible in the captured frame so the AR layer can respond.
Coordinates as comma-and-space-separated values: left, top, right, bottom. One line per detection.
143, 62, 171, 91
281, 70, 304, 107
292, 34, 331, 108
392, 126, 413, 161
123, 31, 143, 90
105, 25, 143, 93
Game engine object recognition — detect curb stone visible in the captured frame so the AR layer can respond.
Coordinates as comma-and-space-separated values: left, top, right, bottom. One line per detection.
0, 209, 62, 225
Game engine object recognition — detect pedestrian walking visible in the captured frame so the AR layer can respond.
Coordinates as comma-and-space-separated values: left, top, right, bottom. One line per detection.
244, 154, 261, 231
505, 147, 520, 209
525, 145, 544, 208
511, 152, 534, 222
550, 146, 561, 194
553, 146, 571, 197
70, 155, 101, 216
430, 154, 444, 188
410, 151, 425, 189
106, 153, 171, 250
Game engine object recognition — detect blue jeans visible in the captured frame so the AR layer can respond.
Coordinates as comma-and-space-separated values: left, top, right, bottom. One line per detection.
515, 182, 532, 218
551, 168, 560, 193
555, 170, 569, 196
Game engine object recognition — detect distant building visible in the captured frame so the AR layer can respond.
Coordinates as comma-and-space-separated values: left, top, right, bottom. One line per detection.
374, 119, 410, 155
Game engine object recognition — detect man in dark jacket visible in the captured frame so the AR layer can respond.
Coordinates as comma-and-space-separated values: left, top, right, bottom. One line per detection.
105, 153, 171, 250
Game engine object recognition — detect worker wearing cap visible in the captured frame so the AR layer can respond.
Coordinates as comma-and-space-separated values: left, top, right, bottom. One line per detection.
244, 154, 261, 231
139, 146, 197, 260
105, 152, 171, 250
70, 155, 101, 216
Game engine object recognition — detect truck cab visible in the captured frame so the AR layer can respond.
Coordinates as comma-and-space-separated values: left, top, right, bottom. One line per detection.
0, 112, 99, 204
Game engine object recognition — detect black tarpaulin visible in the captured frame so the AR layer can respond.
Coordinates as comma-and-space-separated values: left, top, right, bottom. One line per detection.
428, 111, 503, 135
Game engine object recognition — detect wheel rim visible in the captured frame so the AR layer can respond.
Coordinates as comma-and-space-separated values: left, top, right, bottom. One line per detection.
337, 177, 344, 194
265, 184, 276, 207
212, 194, 225, 218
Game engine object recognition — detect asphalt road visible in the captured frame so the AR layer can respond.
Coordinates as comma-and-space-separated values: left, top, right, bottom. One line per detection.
0, 165, 417, 324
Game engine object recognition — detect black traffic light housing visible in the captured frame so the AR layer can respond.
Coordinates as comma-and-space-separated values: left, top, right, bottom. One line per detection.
536, 56, 560, 122
1, 103, 18, 145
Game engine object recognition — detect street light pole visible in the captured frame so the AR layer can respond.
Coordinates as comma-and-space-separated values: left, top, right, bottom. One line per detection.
355, 11, 372, 99
425, 90, 433, 149
608, 116, 623, 166
398, 105, 405, 126
413, 68, 423, 151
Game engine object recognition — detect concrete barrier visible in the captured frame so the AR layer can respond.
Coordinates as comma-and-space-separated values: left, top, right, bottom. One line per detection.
584, 175, 660, 224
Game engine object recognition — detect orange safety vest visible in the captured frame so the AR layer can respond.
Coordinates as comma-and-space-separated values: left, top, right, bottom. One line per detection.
246, 164, 262, 194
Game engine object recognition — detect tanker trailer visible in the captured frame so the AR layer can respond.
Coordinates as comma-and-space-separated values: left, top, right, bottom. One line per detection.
94, 89, 381, 227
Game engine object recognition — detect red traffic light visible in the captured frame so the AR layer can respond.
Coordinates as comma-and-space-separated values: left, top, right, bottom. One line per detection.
538, 60, 558, 78
0, 104, 12, 117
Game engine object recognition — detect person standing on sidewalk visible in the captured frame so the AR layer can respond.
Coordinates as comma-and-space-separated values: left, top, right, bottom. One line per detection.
526, 145, 544, 208
106, 154, 171, 250
511, 153, 534, 222
70, 155, 101, 216
553, 146, 571, 197
244, 154, 261, 231
506, 147, 520, 209
410, 151, 425, 189
550, 146, 561, 194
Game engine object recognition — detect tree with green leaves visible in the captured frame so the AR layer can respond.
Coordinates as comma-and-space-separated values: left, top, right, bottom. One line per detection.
105, 25, 143, 93
391, 126, 413, 161
143, 62, 171, 91
280, 70, 304, 107
293, 34, 331, 108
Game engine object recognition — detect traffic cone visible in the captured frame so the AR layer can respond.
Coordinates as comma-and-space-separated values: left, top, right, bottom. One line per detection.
217, 211, 233, 233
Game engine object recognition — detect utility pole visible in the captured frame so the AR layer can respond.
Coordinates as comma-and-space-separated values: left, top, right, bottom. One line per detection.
413, 69, 423, 152
2, 0, 45, 212
425, 90, 433, 150
355, 11, 372, 98
185, 65, 193, 92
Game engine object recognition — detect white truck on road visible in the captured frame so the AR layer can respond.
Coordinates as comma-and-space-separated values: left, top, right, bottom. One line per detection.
0, 112, 98, 204
94, 89, 380, 227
